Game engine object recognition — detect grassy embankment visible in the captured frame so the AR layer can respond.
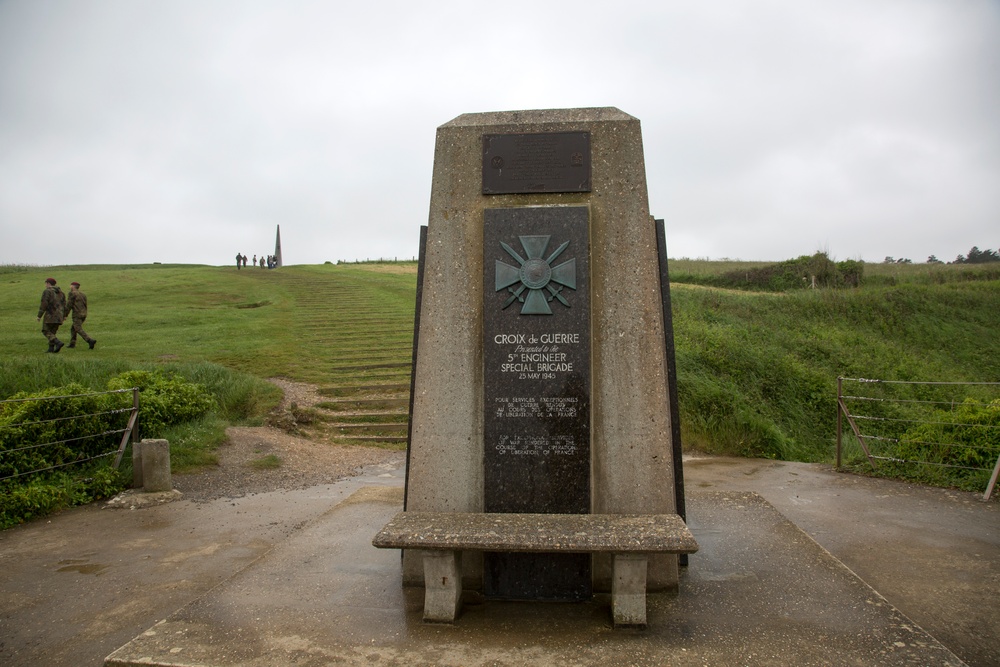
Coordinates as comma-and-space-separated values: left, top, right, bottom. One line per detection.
668, 259, 1000, 472
3, 259, 999, 485
0, 262, 417, 474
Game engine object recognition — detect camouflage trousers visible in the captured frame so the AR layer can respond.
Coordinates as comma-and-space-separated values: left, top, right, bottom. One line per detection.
70, 317, 94, 345
41, 322, 62, 343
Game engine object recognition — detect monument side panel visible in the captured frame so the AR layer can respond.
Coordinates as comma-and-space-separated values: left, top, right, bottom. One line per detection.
403, 122, 489, 585
406, 123, 486, 516
585, 116, 679, 591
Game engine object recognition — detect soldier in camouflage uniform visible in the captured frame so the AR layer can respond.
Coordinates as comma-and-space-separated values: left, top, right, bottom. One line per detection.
36, 277, 66, 353
64, 281, 97, 349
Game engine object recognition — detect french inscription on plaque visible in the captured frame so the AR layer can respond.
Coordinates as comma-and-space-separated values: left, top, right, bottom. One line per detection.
482, 132, 591, 195
483, 205, 591, 600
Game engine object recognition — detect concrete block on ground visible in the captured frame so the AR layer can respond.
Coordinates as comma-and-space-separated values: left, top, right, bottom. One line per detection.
140, 438, 171, 493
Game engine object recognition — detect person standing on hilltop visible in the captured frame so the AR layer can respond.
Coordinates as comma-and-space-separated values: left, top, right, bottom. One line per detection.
64, 281, 97, 349
236, 252, 243, 269
37, 277, 66, 353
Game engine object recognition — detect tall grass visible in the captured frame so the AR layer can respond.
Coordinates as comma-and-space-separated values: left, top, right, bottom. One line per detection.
673, 278, 1000, 462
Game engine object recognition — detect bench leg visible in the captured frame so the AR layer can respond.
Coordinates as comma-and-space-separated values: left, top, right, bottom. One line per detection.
612, 553, 648, 628
422, 550, 462, 623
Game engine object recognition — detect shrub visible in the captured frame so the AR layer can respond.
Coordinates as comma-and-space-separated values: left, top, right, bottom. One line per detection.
1, 369, 213, 528
0, 384, 124, 480
107, 370, 215, 437
0, 466, 128, 529
714, 253, 864, 291
891, 399, 1000, 490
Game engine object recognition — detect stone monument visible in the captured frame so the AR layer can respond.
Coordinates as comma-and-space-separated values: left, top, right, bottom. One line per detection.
404, 107, 680, 598
273, 224, 283, 268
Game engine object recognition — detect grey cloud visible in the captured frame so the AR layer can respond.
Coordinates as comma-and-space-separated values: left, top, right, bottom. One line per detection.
1, 0, 997, 266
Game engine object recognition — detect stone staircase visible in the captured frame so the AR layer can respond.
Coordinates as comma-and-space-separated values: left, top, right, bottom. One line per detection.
270, 265, 419, 449
311, 382, 411, 447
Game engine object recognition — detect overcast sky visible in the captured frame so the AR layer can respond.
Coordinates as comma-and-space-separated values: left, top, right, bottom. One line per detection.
1, 0, 997, 267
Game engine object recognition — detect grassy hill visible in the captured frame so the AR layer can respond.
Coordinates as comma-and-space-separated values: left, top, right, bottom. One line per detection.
669, 260, 1000, 463
3, 260, 999, 470
2, 263, 415, 383
1, 262, 418, 456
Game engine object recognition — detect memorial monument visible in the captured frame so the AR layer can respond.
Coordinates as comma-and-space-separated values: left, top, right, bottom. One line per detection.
273, 224, 283, 268
399, 107, 684, 609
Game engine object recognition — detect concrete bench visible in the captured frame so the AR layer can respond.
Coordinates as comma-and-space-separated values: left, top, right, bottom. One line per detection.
372, 511, 699, 627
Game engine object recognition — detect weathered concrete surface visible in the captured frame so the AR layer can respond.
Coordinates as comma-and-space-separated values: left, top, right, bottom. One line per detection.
373, 512, 698, 553
0, 462, 404, 667
407, 107, 679, 590
139, 438, 172, 492
683, 455, 1000, 667
104, 485, 967, 666
1, 456, 996, 667
409, 107, 675, 519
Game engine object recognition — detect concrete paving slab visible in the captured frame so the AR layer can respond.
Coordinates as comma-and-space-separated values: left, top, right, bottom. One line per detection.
4, 455, 995, 666
0, 462, 404, 667
683, 455, 1000, 667
105, 487, 966, 667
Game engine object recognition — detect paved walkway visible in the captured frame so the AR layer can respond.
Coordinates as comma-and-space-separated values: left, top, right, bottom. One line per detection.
683, 455, 999, 667
1, 456, 997, 666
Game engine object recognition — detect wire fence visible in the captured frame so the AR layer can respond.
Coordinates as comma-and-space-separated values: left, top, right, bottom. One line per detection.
0, 388, 139, 484
836, 377, 1000, 501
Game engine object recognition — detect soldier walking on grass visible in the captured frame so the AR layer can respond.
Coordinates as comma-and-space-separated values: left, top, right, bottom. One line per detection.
37, 277, 66, 353
64, 281, 97, 349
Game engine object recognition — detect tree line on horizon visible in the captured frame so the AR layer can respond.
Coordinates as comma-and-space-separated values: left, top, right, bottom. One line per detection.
886, 245, 1000, 265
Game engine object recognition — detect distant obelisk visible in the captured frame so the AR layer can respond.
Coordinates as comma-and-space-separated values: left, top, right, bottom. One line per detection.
274, 225, 283, 268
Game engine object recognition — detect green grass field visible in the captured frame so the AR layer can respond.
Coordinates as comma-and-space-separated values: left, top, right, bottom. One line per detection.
1, 262, 416, 385
3, 259, 999, 481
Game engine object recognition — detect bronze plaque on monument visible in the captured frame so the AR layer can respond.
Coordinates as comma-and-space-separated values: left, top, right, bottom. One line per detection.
482, 205, 591, 600
482, 132, 591, 194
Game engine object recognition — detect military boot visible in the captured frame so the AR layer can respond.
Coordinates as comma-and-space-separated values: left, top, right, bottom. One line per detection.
53, 339, 64, 353
88, 339, 97, 350
46, 341, 54, 353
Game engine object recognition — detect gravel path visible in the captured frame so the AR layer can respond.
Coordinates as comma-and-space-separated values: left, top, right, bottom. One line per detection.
171, 378, 405, 502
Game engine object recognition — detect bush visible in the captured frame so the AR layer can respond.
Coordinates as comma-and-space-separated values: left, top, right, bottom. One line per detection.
0, 383, 124, 480
0, 466, 128, 530
713, 253, 864, 291
107, 370, 215, 437
891, 399, 1000, 490
1, 369, 214, 528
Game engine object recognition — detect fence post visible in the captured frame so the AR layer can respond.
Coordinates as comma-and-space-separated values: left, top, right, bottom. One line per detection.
985, 452, 1000, 502
836, 377, 843, 469
131, 388, 143, 489
132, 386, 140, 448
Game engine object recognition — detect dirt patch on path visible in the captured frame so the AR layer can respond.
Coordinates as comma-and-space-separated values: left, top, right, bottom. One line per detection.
267, 377, 327, 410
171, 379, 405, 502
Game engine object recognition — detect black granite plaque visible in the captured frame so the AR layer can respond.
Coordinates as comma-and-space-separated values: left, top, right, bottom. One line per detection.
482, 205, 591, 600
482, 132, 591, 194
